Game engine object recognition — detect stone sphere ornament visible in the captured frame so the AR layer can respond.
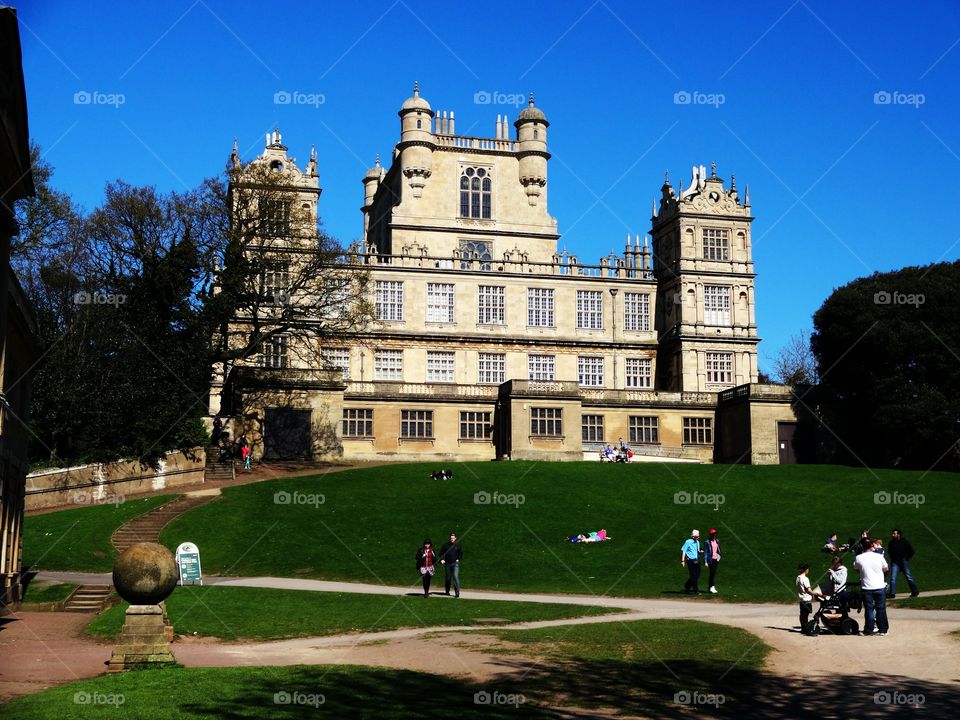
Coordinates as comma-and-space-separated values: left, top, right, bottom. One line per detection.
112, 542, 178, 605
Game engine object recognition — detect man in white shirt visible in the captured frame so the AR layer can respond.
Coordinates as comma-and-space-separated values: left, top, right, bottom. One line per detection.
854, 537, 890, 635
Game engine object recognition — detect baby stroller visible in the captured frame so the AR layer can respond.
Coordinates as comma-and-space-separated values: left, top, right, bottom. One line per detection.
804, 584, 862, 635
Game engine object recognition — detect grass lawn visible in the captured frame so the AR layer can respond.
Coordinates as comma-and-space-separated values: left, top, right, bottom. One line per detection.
895, 593, 960, 610
20, 582, 77, 605
84, 585, 620, 641
3, 620, 771, 719
23, 495, 174, 572
151, 462, 954, 603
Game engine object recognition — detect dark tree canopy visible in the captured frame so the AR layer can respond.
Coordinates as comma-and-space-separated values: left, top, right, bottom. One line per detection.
811, 261, 960, 471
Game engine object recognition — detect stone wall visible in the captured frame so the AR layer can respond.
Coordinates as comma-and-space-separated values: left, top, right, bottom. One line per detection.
25, 448, 206, 511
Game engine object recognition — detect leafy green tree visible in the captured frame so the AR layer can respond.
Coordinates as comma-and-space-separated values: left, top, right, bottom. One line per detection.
811, 261, 960, 471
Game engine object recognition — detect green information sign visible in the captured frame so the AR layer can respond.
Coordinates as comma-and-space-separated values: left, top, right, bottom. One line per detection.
176, 542, 203, 585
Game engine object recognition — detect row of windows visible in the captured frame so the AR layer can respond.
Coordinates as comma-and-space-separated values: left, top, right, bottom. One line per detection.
360, 351, 656, 387
343, 408, 713, 446
343, 408, 492, 440
277, 343, 732, 387
375, 281, 653, 330
579, 415, 712, 445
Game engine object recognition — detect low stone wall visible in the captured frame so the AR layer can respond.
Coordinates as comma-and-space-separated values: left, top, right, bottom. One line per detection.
25, 448, 206, 511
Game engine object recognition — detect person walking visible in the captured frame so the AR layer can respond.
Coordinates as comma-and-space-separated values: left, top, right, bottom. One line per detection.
854, 537, 890, 635
888, 528, 919, 598
680, 529, 702, 594
240, 437, 251, 471
704, 528, 721, 594
439, 532, 462, 597
415, 539, 437, 597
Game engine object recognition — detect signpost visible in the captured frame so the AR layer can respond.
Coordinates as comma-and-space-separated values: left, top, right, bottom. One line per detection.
175, 542, 202, 585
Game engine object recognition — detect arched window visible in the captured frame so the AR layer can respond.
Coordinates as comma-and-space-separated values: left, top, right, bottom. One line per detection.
459, 167, 492, 219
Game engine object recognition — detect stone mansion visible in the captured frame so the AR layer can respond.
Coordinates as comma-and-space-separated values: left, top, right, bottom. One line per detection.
209, 84, 798, 464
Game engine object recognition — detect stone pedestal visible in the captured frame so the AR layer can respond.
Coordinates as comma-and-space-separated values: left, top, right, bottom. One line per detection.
107, 603, 176, 672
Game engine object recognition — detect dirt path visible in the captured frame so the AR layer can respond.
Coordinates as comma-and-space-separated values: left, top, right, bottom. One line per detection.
9, 574, 960, 705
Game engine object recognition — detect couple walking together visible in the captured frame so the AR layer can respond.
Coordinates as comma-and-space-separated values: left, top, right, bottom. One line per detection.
415, 533, 462, 597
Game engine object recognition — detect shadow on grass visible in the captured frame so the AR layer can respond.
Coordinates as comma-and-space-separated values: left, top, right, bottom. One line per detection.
483, 658, 960, 719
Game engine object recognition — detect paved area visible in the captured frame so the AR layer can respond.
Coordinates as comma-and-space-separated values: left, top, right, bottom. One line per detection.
19, 572, 960, 694
0, 612, 110, 702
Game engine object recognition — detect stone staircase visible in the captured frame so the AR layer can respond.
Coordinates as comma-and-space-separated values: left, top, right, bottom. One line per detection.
204, 446, 235, 483
62, 584, 114, 613
111, 495, 217, 554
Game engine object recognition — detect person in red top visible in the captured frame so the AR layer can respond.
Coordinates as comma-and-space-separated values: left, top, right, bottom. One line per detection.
705, 529, 721, 594
415, 539, 437, 597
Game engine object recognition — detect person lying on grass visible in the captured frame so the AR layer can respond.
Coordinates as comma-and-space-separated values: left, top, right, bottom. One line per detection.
567, 529, 611, 542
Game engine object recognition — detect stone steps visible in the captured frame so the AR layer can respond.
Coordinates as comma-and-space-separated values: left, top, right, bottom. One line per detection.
63, 584, 114, 613
111, 495, 216, 553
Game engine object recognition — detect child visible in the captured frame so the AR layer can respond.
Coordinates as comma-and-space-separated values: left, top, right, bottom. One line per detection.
796, 563, 822, 633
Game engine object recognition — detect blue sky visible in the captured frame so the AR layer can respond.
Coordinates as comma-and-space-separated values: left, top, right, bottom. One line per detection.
15, 1, 960, 373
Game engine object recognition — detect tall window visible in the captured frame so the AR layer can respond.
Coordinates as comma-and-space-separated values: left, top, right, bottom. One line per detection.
460, 411, 492, 440
342, 408, 373, 438
321, 348, 350, 380
478, 285, 505, 324
531, 407, 562, 436
528, 354, 555, 381
527, 288, 554, 327
460, 239, 493, 271
703, 227, 730, 261
426, 283, 455, 323
576, 291, 603, 329
426, 351, 456, 383
375, 280, 404, 321
683, 417, 713, 445
374, 350, 403, 381
401, 410, 433, 438
459, 167, 492, 219
258, 334, 287, 369
624, 293, 651, 332
577, 356, 604, 386
264, 261, 290, 303
262, 199, 290, 236
581, 414, 604, 442
704, 285, 731, 326
706, 352, 733, 385
478, 353, 505, 384
625, 357, 653, 388
629, 416, 659, 444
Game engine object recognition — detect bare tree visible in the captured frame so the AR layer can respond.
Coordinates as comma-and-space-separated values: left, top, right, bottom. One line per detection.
194, 158, 374, 419
772, 329, 819, 386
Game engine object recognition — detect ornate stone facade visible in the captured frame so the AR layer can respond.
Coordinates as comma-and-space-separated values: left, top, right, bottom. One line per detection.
213, 84, 797, 465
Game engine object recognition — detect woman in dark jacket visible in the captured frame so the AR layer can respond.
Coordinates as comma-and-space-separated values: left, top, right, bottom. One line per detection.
415, 539, 437, 597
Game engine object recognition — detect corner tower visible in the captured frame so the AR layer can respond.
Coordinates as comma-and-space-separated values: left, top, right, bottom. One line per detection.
651, 163, 758, 392
514, 94, 550, 206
